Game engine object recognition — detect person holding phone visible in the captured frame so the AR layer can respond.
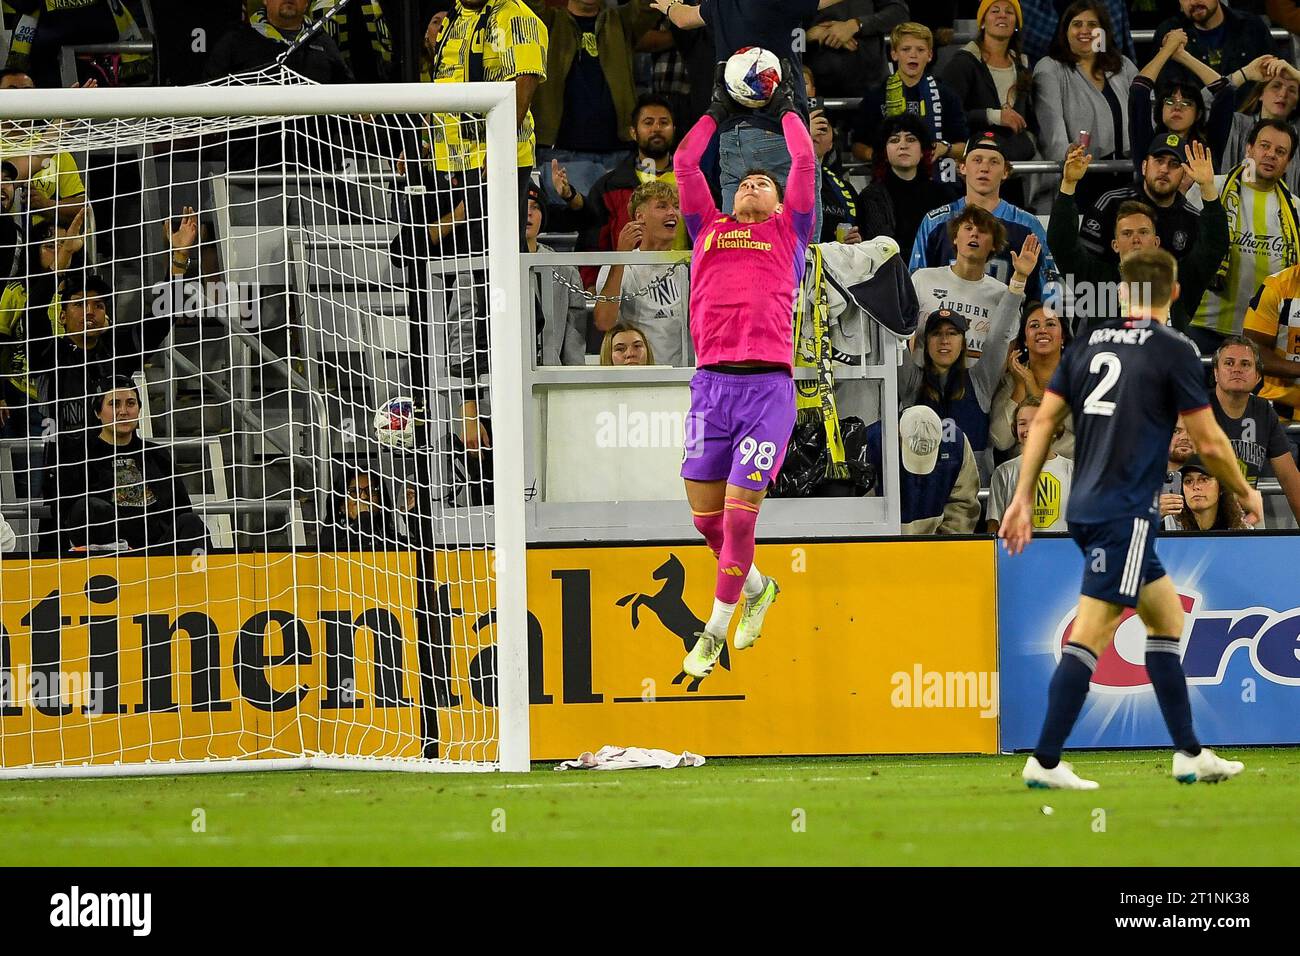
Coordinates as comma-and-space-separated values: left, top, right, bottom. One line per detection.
1160, 417, 1196, 531
988, 299, 1075, 463
804, 64, 866, 243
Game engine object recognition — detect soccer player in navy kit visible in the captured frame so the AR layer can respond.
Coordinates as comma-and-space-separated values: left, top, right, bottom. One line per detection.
1000, 249, 1264, 790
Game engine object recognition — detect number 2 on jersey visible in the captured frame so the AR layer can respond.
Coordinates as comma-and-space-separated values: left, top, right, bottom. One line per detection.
1083, 352, 1122, 417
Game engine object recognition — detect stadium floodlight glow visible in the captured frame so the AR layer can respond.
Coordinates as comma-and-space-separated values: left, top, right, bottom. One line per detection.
0, 72, 529, 777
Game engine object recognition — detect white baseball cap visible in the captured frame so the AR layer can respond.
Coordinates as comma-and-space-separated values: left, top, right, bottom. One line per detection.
900, 405, 943, 476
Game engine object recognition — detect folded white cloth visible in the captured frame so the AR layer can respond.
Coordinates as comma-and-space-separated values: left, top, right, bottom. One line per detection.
554, 745, 706, 771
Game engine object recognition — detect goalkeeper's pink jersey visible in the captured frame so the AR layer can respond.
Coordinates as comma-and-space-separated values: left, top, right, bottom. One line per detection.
674, 112, 817, 371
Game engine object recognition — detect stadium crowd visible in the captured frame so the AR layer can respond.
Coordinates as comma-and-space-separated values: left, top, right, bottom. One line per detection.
517, 0, 1300, 535
3, 0, 1300, 553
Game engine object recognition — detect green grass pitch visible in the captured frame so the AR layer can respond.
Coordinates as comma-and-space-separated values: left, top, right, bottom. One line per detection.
3, 750, 1299, 866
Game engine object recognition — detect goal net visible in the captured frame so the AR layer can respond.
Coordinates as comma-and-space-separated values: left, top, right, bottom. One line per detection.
0, 69, 529, 776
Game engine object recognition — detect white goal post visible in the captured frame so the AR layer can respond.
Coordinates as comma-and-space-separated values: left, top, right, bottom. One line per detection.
0, 78, 529, 776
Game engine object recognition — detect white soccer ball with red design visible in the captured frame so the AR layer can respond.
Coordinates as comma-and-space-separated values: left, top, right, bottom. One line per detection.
724, 47, 782, 109
374, 396, 416, 449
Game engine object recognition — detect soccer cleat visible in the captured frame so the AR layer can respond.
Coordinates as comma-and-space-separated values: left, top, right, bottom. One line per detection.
734, 576, 779, 651
683, 629, 728, 678
1173, 748, 1244, 784
1022, 756, 1099, 790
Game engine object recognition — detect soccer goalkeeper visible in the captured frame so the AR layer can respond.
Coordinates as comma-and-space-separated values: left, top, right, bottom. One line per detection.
674, 62, 815, 679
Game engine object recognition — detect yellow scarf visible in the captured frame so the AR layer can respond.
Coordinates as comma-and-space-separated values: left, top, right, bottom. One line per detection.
250, 8, 292, 43
309, 0, 392, 76
794, 247, 849, 479
1215, 162, 1300, 290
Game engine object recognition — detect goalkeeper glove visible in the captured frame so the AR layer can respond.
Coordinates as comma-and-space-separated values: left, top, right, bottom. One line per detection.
705, 62, 745, 124
766, 58, 799, 118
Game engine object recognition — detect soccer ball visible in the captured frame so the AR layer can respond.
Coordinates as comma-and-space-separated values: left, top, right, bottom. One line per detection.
724, 47, 782, 109
374, 396, 416, 449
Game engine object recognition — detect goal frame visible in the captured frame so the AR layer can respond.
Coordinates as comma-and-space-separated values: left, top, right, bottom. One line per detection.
0, 81, 531, 776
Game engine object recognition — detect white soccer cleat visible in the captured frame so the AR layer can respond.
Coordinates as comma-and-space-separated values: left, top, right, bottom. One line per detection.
1022, 756, 1099, 790
1173, 748, 1244, 784
734, 576, 779, 651
683, 629, 727, 678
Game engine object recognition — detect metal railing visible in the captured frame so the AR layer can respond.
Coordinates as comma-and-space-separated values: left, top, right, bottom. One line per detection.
208, 171, 347, 531
228, 173, 395, 186
533, 157, 1140, 247
916, 28, 1292, 46
0, 499, 298, 521
63, 42, 155, 55
59, 41, 158, 88
839, 158, 1133, 178
0, 498, 307, 551
978, 478, 1288, 506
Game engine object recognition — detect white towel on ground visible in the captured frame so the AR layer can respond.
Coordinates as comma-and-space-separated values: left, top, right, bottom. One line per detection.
554, 746, 706, 771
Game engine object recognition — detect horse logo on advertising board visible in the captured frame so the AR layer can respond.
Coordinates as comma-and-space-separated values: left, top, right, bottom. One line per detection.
617, 554, 731, 693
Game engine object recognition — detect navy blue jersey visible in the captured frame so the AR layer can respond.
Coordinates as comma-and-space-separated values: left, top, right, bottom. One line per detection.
1047, 318, 1209, 523
909, 197, 1059, 303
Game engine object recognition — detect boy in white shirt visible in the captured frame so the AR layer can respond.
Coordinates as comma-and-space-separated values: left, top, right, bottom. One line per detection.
911, 203, 1025, 359
594, 180, 691, 366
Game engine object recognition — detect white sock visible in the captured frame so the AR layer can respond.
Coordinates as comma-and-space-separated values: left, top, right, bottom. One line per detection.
707, 598, 737, 636
742, 563, 764, 600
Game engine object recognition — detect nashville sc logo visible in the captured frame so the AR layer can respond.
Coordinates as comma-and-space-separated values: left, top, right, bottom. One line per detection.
1032, 472, 1062, 528
1051, 589, 1300, 693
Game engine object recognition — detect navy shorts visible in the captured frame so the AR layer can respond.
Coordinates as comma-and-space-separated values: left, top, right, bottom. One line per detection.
1067, 515, 1166, 608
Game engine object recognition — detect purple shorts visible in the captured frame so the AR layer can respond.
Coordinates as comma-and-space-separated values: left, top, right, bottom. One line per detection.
681, 368, 796, 492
